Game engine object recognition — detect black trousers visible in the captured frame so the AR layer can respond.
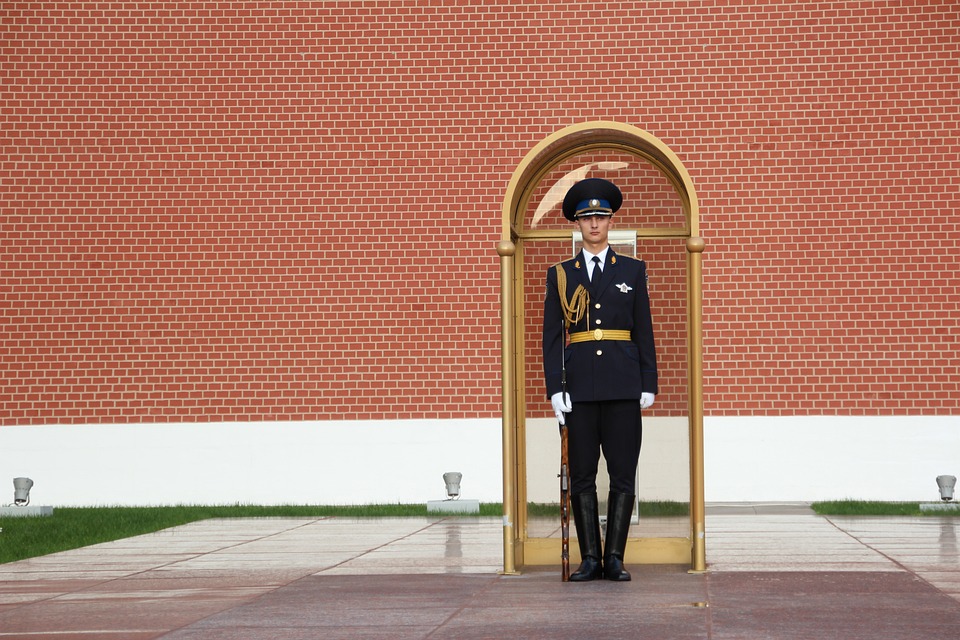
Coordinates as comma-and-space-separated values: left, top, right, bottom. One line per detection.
567, 399, 642, 496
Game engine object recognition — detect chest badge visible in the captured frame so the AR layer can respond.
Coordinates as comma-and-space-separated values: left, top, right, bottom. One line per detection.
616, 283, 633, 293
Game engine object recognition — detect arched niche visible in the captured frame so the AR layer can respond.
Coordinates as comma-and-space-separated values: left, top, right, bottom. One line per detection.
496, 121, 706, 574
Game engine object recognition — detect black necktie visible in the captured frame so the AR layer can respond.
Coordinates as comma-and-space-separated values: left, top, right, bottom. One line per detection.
590, 256, 602, 285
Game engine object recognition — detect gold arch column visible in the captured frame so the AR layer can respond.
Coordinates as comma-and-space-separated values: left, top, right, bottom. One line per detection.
497, 121, 706, 574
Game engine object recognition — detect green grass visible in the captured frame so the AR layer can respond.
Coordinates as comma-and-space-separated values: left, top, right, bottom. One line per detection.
0, 503, 503, 565
0, 501, 691, 565
527, 502, 690, 518
527, 501, 689, 517
637, 501, 690, 517
811, 500, 960, 516
6, 501, 952, 566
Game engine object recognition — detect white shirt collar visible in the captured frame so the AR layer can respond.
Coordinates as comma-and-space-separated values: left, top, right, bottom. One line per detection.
582, 246, 609, 266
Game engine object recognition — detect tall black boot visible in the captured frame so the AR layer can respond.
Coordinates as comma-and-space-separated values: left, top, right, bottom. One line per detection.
603, 491, 635, 581
569, 492, 603, 582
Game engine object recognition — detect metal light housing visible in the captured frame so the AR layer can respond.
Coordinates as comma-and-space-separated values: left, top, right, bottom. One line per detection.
443, 472, 462, 500
936, 475, 956, 502
13, 477, 33, 506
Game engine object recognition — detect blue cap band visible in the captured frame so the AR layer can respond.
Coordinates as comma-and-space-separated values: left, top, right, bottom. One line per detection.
575, 198, 612, 216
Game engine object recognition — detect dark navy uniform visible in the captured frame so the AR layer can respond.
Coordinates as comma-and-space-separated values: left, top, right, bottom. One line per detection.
541, 177, 658, 582
542, 249, 658, 495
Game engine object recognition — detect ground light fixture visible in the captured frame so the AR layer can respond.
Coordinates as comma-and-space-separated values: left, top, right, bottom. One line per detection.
0, 478, 52, 517
13, 477, 33, 506
936, 475, 956, 502
443, 472, 462, 500
427, 472, 478, 514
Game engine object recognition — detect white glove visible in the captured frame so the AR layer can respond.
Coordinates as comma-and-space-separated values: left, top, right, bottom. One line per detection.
551, 392, 572, 425
640, 392, 656, 410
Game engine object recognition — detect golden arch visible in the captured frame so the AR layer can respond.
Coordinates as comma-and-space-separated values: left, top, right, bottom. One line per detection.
496, 121, 706, 573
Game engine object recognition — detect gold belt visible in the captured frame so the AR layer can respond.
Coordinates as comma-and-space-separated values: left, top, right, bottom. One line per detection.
569, 329, 632, 343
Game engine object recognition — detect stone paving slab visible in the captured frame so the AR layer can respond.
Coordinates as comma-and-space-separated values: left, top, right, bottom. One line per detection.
0, 511, 958, 638
162, 568, 710, 640
706, 571, 960, 640
157, 569, 960, 640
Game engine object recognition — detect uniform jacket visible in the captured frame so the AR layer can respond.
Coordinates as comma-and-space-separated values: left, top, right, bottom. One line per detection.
543, 249, 658, 402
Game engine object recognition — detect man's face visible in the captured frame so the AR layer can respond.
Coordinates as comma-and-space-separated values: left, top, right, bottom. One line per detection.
575, 214, 612, 248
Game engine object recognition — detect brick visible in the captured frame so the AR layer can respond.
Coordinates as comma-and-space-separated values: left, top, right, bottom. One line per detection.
1, 1, 958, 422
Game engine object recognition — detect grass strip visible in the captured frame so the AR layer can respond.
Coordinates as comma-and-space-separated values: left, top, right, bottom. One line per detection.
811, 500, 957, 517
0, 503, 498, 565
1, 501, 691, 565
7, 501, 954, 565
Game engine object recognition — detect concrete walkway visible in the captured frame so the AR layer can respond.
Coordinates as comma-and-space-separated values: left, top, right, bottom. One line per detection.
0, 505, 958, 638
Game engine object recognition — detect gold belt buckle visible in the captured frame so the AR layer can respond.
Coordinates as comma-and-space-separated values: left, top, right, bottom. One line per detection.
593, 328, 603, 341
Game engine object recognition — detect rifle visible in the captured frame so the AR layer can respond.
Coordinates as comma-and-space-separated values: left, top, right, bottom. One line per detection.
553, 264, 584, 582
559, 319, 571, 582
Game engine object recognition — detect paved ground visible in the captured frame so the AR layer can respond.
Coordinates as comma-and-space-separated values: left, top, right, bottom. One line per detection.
1, 504, 958, 639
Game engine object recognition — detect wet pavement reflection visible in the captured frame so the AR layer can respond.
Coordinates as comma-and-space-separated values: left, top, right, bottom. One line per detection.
0, 507, 957, 638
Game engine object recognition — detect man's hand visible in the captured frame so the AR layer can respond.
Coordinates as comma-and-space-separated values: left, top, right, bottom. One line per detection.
551, 392, 572, 425
640, 392, 656, 410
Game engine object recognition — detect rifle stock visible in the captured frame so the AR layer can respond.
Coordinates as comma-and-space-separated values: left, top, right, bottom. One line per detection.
559, 317, 570, 582
560, 422, 571, 581
556, 282, 573, 583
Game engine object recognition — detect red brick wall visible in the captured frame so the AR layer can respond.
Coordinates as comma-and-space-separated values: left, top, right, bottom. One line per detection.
2, 1, 958, 424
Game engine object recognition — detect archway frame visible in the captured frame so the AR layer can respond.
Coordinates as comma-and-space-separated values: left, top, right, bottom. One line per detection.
496, 121, 706, 574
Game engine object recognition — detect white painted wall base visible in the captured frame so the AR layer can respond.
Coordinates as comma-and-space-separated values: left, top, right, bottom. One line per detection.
0, 420, 503, 507
525, 416, 690, 503
704, 415, 960, 503
1, 415, 956, 506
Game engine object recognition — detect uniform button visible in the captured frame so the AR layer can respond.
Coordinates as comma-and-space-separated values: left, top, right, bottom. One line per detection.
596, 350, 603, 356
595, 319, 602, 325
595, 303, 601, 309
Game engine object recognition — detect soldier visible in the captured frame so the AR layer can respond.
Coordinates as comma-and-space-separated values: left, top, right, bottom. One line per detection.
542, 177, 658, 582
